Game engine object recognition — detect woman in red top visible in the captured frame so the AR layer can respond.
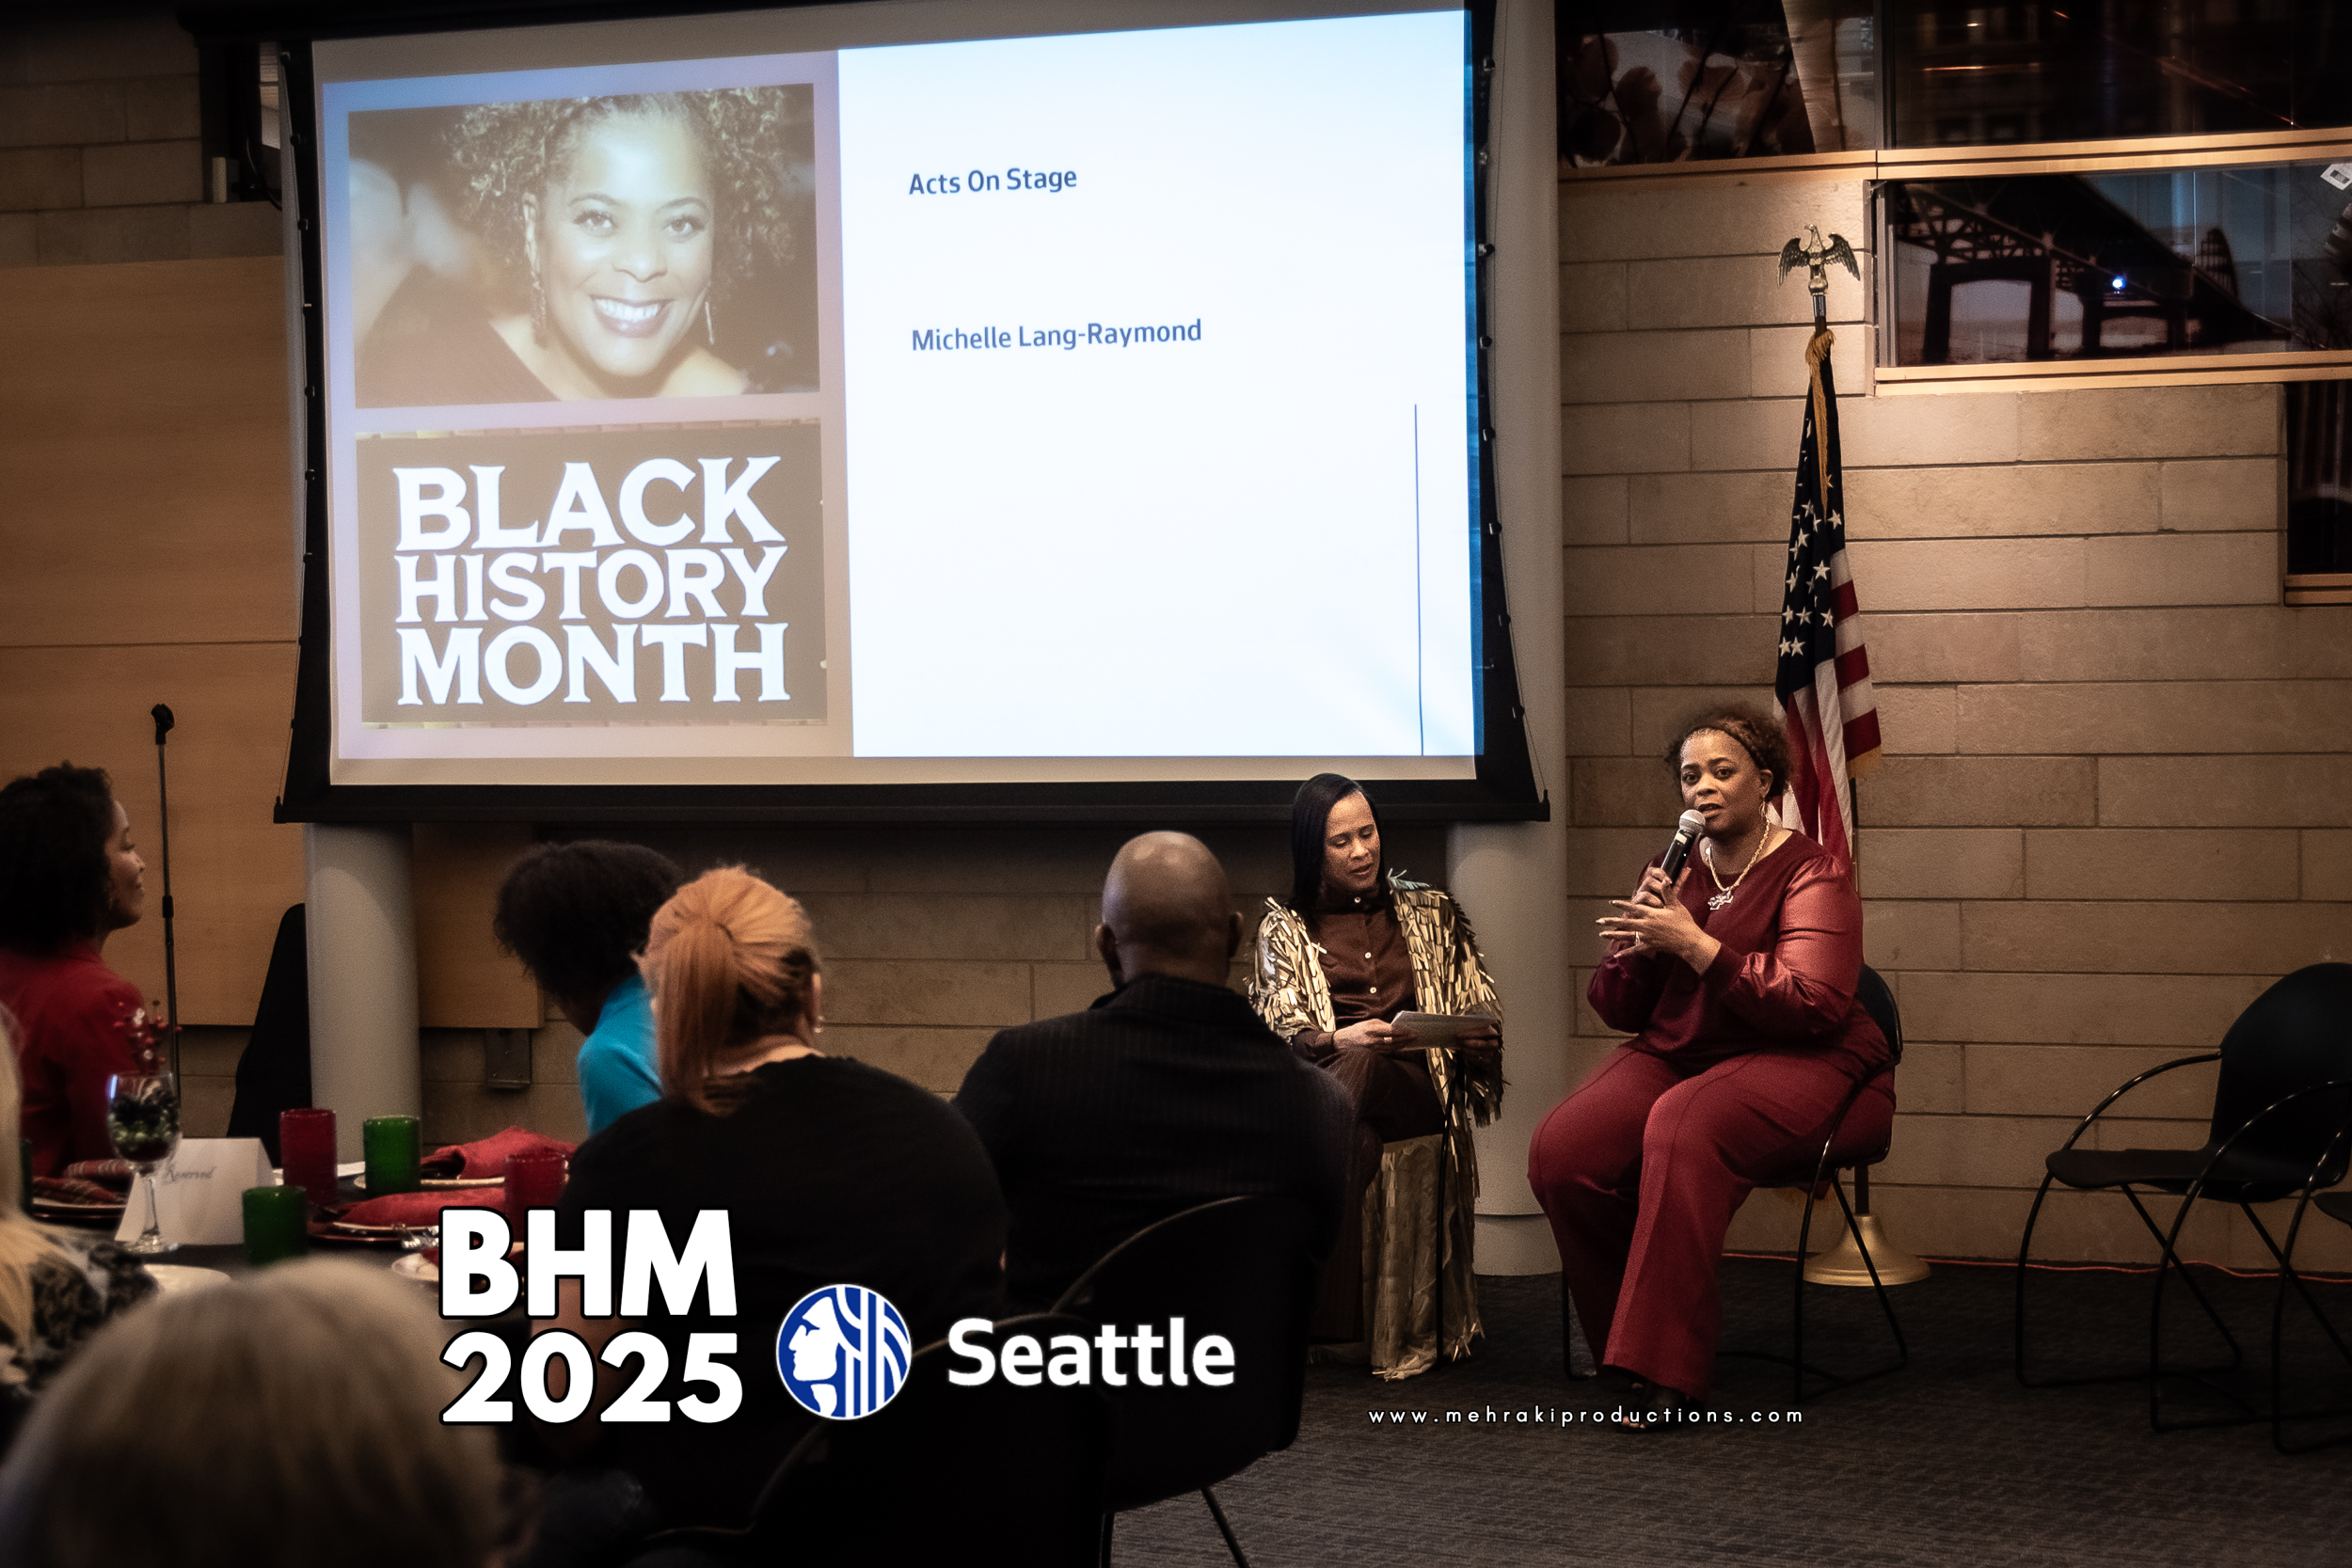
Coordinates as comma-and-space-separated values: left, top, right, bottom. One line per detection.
1526, 706, 1890, 1425
0, 765, 155, 1175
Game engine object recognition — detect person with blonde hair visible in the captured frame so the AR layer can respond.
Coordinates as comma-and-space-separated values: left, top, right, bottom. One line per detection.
536, 866, 1005, 1529
0, 1018, 153, 1443
0, 1259, 514, 1567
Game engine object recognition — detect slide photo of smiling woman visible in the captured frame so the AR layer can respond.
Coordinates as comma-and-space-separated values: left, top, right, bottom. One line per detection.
349, 85, 818, 407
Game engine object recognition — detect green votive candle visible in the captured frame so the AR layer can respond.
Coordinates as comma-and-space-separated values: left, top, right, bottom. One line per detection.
362, 1116, 421, 1196
243, 1184, 309, 1267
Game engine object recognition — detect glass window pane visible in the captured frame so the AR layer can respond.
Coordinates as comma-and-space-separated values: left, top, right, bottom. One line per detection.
2289, 382, 2352, 575
1888, 2, 2352, 149
1559, 1, 1879, 166
1884, 160, 2352, 365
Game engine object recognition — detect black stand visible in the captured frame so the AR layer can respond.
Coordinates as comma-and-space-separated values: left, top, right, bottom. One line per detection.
1848, 776, 1866, 1220
151, 704, 180, 1080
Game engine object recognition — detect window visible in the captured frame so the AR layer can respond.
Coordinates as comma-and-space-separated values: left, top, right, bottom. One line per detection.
1558, 0, 1878, 168
1882, 158, 2352, 369
1887, 2, 2352, 150
2287, 381, 2352, 604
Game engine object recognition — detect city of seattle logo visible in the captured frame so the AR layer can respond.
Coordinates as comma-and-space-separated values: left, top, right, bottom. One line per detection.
775, 1285, 911, 1419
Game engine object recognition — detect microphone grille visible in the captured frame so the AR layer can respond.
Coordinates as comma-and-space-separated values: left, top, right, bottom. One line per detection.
1677, 810, 1707, 833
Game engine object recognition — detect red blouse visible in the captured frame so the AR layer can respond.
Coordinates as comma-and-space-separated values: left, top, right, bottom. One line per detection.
0, 942, 154, 1175
1588, 831, 1888, 1072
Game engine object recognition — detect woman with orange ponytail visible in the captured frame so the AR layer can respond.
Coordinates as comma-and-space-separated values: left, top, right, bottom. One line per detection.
537, 867, 1007, 1530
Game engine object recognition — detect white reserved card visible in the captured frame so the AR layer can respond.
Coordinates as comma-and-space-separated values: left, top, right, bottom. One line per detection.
116, 1139, 275, 1246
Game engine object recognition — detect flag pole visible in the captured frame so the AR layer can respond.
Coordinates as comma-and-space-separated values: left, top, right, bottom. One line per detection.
1772, 240, 1926, 1287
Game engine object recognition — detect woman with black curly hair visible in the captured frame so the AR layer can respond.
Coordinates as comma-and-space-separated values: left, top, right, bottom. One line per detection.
1526, 705, 1890, 1429
359, 87, 800, 405
492, 839, 684, 1135
0, 765, 159, 1175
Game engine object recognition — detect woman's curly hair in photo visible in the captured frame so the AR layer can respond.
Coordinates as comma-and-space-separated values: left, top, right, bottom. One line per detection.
448, 88, 800, 309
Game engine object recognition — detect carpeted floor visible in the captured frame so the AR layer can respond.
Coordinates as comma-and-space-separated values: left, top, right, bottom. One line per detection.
1106, 1259, 2352, 1566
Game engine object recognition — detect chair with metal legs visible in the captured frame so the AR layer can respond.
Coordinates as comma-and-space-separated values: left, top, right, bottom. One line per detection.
1052, 1196, 1318, 1568
1721, 964, 1911, 1405
2013, 962, 2352, 1433
629, 1311, 1108, 1567
2269, 1128, 2352, 1454
1561, 966, 1913, 1405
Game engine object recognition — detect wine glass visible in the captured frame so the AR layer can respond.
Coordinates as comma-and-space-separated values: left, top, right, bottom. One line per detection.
106, 1071, 181, 1257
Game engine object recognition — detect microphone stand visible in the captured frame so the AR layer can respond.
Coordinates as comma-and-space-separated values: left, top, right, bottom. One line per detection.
151, 704, 181, 1081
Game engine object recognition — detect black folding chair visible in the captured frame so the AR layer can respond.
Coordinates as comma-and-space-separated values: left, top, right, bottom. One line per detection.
2268, 1139, 2352, 1453
1052, 1196, 1319, 1568
1721, 964, 1909, 1404
2013, 962, 2352, 1432
1564, 966, 1909, 1405
634, 1311, 1107, 1567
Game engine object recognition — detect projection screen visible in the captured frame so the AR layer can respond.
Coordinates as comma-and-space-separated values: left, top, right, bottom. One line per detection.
278, 0, 1535, 819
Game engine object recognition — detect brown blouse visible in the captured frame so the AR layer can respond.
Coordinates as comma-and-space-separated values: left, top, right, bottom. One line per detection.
1290, 894, 1420, 1063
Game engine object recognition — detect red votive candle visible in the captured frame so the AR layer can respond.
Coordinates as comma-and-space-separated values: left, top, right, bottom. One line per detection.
279, 1108, 339, 1209
503, 1148, 567, 1230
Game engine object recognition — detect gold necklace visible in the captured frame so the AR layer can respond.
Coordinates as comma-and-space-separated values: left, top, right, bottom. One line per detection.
1701, 827, 1773, 911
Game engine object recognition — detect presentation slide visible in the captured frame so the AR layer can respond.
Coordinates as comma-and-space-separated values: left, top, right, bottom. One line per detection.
312, 2, 1479, 791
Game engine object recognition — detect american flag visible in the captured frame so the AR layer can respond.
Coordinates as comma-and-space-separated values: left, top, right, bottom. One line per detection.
1774, 330, 1881, 862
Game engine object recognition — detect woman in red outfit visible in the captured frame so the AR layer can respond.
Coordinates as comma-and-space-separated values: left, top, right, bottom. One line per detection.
1526, 706, 1890, 1426
0, 765, 156, 1174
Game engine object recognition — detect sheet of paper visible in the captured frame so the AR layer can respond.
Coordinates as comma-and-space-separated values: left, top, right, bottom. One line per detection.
1392, 1012, 1496, 1049
117, 1139, 275, 1246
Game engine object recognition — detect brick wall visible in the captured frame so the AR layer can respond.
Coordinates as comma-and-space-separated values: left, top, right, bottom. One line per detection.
1560, 168, 2352, 1270
0, 8, 277, 267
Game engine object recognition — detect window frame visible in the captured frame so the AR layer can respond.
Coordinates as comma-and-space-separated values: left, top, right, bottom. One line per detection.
1868, 126, 2352, 395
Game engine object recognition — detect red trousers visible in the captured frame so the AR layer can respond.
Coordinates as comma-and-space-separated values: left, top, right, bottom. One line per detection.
1527, 1044, 1892, 1397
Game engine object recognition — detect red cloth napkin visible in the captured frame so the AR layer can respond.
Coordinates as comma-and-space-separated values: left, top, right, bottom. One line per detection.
33, 1175, 124, 1207
333, 1188, 508, 1228
422, 1126, 575, 1180
62, 1160, 134, 1190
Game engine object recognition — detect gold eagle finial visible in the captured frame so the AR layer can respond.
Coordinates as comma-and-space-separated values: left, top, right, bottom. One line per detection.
1778, 225, 1859, 296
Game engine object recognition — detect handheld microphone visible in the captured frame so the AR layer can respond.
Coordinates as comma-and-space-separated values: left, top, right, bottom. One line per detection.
1660, 809, 1707, 882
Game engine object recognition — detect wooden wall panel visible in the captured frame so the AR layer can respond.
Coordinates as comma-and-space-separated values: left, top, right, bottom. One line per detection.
0, 253, 548, 1032
0, 642, 303, 1023
0, 255, 295, 648
413, 822, 541, 1028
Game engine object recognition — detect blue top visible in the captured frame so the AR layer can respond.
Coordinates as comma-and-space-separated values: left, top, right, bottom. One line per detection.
579, 974, 661, 1135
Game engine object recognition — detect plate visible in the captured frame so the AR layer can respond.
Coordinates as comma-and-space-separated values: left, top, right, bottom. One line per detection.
389, 1253, 440, 1285
145, 1264, 230, 1294
353, 1174, 504, 1191
308, 1219, 430, 1248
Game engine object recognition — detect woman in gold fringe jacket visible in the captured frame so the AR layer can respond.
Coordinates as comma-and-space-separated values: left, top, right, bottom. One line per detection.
1249, 773, 1504, 1377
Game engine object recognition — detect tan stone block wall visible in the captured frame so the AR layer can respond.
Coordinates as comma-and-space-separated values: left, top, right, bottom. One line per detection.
404, 822, 1446, 1137
0, 12, 278, 270
1560, 169, 2346, 1267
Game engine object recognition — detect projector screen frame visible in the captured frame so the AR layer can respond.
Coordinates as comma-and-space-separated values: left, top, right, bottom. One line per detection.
257, 0, 1542, 825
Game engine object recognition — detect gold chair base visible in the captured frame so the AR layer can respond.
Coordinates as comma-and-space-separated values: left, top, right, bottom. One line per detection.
1804, 1213, 1931, 1288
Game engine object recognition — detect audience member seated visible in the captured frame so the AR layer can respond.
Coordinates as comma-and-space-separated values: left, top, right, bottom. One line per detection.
0, 1258, 516, 1568
539, 866, 1005, 1530
954, 831, 1353, 1311
1526, 705, 1892, 1428
0, 1026, 154, 1450
1249, 775, 1504, 1357
0, 765, 163, 1174
492, 840, 684, 1135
